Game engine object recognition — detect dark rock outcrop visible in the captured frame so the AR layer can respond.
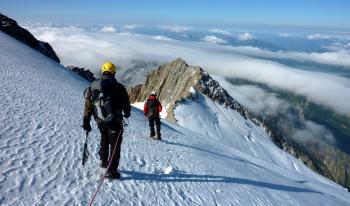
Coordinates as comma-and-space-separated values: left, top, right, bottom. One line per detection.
66, 66, 96, 82
0, 13, 60, 63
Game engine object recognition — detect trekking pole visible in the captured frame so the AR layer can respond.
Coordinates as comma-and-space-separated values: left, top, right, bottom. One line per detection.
82, 131, 89, 166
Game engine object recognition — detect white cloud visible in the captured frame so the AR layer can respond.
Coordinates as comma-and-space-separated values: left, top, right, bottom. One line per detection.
25, 25, 350, 117
278, 33, 291, 38
124, 24, 138, 30
213, 75, 290, 116
201, 35, 227, 44
292, 121, 336, 144
307, 33, 350, 41
158, 25, 193, 33
218, 46, 350, 68
209, 29, 232, 35
151, 35, 174, 41
307, 33, 332, 40
213, 75, 336, 145
323, 42, 350, 52
101, 26, 116, 33
238, 32, 255, 41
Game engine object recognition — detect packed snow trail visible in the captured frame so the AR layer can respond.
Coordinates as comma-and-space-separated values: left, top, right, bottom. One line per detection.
1, 31, 350, 205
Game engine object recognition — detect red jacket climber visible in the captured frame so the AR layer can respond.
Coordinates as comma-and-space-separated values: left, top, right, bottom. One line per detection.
144, 91, 162, 140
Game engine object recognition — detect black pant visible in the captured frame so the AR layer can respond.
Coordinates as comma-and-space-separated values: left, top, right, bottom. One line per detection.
148, 116, 161, 135
98, 121, 123, 171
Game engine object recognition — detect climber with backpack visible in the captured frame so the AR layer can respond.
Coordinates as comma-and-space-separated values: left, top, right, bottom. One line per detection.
144, 91, 163, 140
82, 62, 131, 179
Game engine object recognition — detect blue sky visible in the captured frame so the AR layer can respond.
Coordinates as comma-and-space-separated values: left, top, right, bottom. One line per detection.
1, 0, 349, 28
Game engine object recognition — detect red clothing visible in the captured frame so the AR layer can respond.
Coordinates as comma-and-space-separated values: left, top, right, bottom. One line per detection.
144, 95, 162, 116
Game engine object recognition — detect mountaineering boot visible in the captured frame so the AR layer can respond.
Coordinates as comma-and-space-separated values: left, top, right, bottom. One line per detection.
156, 132, 161, 140
100, 160, 109, 168
150, 132, 155, 138
105, 170, 121, 179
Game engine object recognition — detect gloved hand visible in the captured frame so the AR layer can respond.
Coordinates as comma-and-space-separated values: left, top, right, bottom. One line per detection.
82, 117, 91, 132
124, 112, 130, 118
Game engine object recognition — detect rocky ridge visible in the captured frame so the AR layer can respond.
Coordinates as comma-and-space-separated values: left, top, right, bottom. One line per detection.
0, 13, 60, 63
129, 58, 267, 131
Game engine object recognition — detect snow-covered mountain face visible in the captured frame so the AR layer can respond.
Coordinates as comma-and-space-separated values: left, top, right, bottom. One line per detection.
1, 31, 350, 206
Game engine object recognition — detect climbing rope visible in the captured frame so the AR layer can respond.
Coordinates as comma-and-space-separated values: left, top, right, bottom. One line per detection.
88, 129, 122, 206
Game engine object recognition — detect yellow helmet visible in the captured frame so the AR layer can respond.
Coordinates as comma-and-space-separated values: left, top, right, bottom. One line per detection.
101, 62, 116, 74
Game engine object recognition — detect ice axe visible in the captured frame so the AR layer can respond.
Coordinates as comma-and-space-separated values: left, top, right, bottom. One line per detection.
82, 131, 89, 166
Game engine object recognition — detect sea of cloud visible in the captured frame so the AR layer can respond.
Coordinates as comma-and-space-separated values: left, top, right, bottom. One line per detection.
213, 75, 290, 116
220, 45, 350, 67
292, 120, 336, 144
24, 24, 350, 118
201, 35, 227, 44
214, 75, 337, 144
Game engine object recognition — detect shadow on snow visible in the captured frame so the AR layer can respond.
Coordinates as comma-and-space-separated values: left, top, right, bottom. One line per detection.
161, 139, 265, 170
119, 139, 323, 194
120, 170, 322, 194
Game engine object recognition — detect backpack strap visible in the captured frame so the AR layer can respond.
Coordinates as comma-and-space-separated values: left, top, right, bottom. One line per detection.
84, 87, 92, 99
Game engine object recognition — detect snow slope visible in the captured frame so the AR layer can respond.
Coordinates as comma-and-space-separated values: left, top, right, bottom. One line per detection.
1, 31, 350, 206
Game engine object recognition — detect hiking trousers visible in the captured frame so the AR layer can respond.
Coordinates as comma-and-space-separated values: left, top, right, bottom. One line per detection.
148, 116, 161, 135
98, 121, 123, 171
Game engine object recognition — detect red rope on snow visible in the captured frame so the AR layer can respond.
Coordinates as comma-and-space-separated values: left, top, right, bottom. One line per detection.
88, 130, 122, 206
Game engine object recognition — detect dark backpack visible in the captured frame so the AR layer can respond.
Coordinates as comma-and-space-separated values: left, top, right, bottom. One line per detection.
90, 78, 120, 124
147, 99, 159, 116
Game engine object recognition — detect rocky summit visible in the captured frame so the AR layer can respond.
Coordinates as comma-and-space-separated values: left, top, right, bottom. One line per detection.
129, 58, 261, 125
0, 13, 60, 63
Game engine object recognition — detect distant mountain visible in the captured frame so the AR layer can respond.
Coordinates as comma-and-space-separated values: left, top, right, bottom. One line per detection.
0, 13, 60, 63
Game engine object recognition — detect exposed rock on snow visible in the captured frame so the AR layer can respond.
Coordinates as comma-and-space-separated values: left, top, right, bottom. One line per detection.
0, 13, 60, 63
66, 66, 96, 82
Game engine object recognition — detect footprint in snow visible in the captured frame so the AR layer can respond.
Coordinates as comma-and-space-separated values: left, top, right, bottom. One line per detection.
35, 123, 43, 130
244, 133, 255, 142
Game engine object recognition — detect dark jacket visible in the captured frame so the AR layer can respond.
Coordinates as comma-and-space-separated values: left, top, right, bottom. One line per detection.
143, 95, 162, 117
84, 74, 131, 123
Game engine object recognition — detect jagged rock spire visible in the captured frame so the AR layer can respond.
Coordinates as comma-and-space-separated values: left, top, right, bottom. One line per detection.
128, 58, 259, 125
